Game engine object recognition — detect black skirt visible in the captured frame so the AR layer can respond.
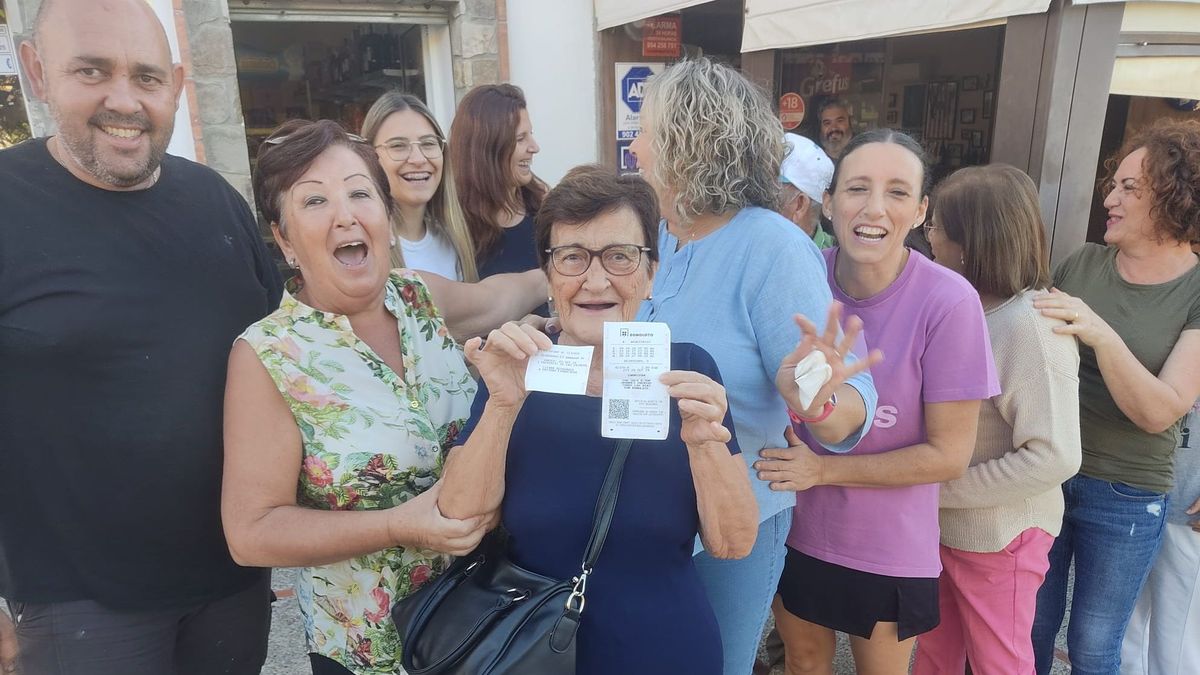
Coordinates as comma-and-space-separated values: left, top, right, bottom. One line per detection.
776, 547, 939, 640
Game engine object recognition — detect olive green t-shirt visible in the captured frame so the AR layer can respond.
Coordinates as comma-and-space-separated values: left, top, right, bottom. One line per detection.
1054, 243, 1200, 493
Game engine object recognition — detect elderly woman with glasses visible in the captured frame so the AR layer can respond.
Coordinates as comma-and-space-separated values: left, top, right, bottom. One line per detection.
436, 164, 758, 674
220, 119, 547, 675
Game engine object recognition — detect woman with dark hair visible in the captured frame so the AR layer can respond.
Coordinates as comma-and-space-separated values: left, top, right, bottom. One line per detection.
759, 129, 998, 675
629, 58, 879, 674
221, 119, 545, 675
437, 164, 758, 674
449, 84, 547, 282
1030, 119, 1200, 675
361, 91, 478, 281
912, 164, 1081, 674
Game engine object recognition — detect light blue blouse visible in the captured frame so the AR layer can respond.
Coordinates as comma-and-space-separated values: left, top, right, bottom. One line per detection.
638, 206, 878, 525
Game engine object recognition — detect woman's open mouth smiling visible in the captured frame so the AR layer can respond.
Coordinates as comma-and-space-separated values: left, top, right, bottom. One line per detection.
853, 224, 888, 242
333, 240, 369, 267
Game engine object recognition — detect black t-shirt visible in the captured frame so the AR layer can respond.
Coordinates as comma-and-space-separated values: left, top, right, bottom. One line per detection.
477, 212, 548, 316
477, 211, 539, 278
0, 139, 282, 609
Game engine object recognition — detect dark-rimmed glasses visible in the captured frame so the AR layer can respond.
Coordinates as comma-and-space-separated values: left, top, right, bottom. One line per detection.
545, 244, 651, 277
375, 137, 446, 162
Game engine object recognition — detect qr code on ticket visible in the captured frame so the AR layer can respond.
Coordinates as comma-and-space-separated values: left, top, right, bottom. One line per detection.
609, 398, 631, 420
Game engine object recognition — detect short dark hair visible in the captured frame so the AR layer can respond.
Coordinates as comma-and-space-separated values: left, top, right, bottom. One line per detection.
1103, 119, 1200, 244
534, 165, 660, 269
252, 119, 394, 230
933, 164, 1051, 297
829, 128, 931, 197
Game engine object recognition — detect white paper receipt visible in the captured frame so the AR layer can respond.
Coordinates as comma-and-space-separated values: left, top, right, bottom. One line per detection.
602, 322, 671, 440
524, 344, 594, 396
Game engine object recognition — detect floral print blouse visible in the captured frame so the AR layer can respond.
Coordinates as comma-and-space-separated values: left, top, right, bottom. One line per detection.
239, 270, 476, 674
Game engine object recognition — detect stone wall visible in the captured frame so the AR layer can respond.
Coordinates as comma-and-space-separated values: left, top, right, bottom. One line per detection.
180, 0, 253, 203
7, 0, 52, 134
449, 0, 504, 100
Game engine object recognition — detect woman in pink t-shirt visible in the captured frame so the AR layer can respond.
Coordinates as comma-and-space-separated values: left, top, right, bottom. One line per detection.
755, 129, 999, 674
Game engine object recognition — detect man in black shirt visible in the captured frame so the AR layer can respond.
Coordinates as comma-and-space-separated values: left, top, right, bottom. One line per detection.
0, 1, 282, 672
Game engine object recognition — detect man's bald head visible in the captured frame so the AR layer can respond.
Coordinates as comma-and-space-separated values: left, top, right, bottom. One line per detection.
20, 0, 183, 190
34, 0, 171, 64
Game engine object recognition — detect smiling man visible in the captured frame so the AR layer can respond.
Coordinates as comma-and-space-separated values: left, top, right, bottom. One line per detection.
0, 1, 281, 673
817, 98, 853, 160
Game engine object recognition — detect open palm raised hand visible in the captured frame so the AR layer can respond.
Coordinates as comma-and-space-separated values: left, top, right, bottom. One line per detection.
775, 302, 883, 418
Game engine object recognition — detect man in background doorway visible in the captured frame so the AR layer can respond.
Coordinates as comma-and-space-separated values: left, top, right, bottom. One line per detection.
778, 132, 835, 249
0, 1, 281, 673
817, 98, 852, 160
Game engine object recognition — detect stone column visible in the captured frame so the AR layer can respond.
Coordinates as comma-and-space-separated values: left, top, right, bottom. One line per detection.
180, 0, 253, 203
450, 0, 504, 100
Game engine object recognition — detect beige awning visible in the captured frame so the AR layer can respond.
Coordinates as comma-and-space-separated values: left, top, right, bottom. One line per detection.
1109, 1, 1200, 99
594, 0, 712, 31
741, 0, 1053, 52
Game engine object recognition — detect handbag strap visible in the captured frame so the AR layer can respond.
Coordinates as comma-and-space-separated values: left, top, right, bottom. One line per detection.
582, 438, 633, 571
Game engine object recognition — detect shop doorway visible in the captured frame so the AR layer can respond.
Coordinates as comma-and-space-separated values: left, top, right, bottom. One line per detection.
230, 19, 427, 163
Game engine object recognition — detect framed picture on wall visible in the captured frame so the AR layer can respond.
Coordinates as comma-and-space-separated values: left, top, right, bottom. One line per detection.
960, 108, 976, 124
924, 81, 958, 140
888, 93, 898, 108
963, 76, 980, 91
971, 130, 984, 147
983, 90, 995, 119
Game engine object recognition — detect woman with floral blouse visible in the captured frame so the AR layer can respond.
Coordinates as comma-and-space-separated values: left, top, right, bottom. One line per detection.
220, 119, 543, 675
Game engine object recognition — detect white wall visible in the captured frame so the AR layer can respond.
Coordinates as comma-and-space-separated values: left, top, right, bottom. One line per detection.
145, 0, 197, 161
505, 0, 598, 186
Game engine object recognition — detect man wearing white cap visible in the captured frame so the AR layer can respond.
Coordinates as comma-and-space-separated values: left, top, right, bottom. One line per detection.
779, 132, 836, 249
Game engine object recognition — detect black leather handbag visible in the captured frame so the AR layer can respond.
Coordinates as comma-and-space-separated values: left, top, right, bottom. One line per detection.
391, 439, 634, 675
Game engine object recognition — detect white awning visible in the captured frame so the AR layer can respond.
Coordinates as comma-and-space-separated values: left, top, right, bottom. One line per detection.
1109, 1, 1200, 99
741, 0, 1053, 52
594, 0, 712, 31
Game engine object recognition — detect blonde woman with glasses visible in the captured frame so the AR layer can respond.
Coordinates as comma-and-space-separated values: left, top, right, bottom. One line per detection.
362, 92, 479, 282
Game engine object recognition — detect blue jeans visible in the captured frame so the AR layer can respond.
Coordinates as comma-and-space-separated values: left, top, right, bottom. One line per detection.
1032, 474, 1167, 675
694, 507, 792, 675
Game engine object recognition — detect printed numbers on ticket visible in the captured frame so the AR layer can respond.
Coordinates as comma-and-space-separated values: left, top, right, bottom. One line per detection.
602, 322, 671, 440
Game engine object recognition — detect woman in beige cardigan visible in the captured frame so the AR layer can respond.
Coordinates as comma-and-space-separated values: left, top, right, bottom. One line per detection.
913, 164, 1081, 675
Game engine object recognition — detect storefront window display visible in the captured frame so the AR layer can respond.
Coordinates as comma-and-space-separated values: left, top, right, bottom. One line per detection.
0, 3, 30, 149
777, 26, 1004, 182
231, 21, 425, 163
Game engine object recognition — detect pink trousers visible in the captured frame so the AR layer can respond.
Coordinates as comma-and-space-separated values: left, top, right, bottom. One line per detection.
912, 528, 1055, 675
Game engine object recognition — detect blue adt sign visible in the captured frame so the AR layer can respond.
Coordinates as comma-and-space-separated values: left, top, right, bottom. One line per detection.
621, 66, 654, 113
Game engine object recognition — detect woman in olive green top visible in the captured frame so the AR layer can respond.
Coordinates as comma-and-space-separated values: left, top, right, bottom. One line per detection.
1030, 119, 1200, 675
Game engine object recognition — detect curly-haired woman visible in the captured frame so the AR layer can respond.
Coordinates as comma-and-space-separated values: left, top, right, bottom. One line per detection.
629, 58, 879, 674
1031, 119, 1200, 675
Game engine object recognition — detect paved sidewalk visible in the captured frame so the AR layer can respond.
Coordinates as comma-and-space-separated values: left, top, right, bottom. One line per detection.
265, 568, 1075, 674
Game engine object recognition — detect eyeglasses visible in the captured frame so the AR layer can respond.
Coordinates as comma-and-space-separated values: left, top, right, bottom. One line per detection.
545, 244, 650, 277
375, 137, 446, 162
922, 221, 940, 239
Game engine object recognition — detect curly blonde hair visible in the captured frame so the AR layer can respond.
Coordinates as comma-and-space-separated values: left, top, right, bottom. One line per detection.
642, 58, 784, 224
